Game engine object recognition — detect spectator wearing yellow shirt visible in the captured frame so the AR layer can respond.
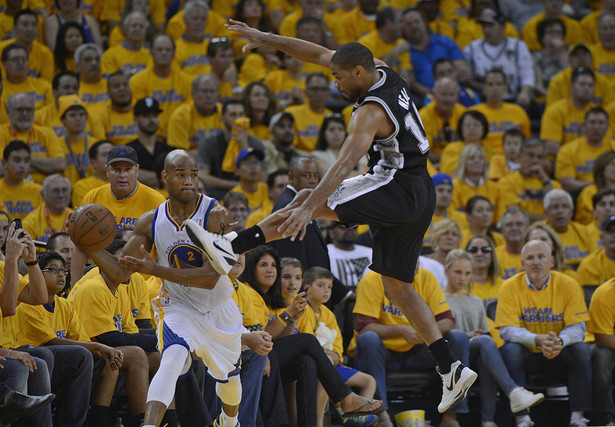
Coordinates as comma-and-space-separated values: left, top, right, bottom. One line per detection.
0, 93, 65, 184
0, 10, 53, 81
541, 67, 597, 157
295, 16, 334, 81
228, 0, 269, 58
547, 43, 615, 108
439, 110, 488, 176
591, 12, 615, 85
0, 43, 52, 121
207, 37, 239, 101
23, 174, 73, 242
495, 209, 529, 281
532, 17, 569, 100
264, 52, 306, 110
246, 169, 289, 229
90, 72, 137, 145
586, 189, 615, 254
338, 0, 378, 45
422, 173, 467, 249
459, 195, 505, 249
230, 148, 269, 212
237, 43, 281, 88
165, 0, 228, 42
72, 139, 111, 207
285, 72, 331, 153
57, 94, 93, 187
581, 0, 615, 43
521, 0, 588, 51
167, 74, 223, 152
75, 43, 108, 106
470, 69, 530, 160
577, 215, 615, 287
419, 77, 466, 165
575, 151, 615, 225
101, 11, 151, 78
556, 107, 613, 194
487, 129, 523, 182
130, 34, 191, 139
544, 189, 592, 270
106, 0, 166, 48
0, 140, 42, 219
278, 0, 344, 48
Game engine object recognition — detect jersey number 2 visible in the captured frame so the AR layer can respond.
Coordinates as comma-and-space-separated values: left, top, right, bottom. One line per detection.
404, 108, 430, 154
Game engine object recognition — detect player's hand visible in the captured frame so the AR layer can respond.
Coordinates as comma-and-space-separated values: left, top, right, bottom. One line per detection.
277, 207, 312, 241
225, 19, 267, 53
98, 344, 124, 370
9, 350, 37, 372
118, 245, 157, 275
244, 331, 273, 355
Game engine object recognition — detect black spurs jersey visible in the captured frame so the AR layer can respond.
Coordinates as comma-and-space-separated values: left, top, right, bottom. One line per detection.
353, 66, 430, 172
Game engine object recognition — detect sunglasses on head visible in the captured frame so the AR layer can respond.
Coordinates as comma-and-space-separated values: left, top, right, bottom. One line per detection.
467, 246, 492, 254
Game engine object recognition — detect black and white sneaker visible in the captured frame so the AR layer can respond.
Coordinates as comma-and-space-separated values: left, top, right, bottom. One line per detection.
185, 219, 238, 275
437, 360, 477, 413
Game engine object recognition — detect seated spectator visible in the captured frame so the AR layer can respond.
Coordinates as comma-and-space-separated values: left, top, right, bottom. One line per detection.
263, 111, 308, 175
130, 34, 191, 140
576, 215, 615, 287
590, 12, 615, 85
455, 0, 519, 50
521, 0, 587, 51
440, 110, 488, 176
464, 8, 534, 107
352, 266, 470, 426
53, 22, 86, 73
44, 0, 102, 50
401, 7, 467, 98
544, 188, 592, 270
487, 129, 523, 181
443, 249, 543, 427
75, 44, 108, 106
101, 11, 151, 78
245, 169, 289, 229
547, 42, 615, 107
532, 17, 568, 99
496, 240, 592, 427
460, 195, 505, 248
495, 209, 530, 280
575, 151, 615, 225
0, 140, 42, 220
58, 94, 92, 185
586, 188, 615, 252
264, 52, 306, 110
285, 72, 333, 153
541, 67, 598, 157
0, 9, 53, 81
228, 0, 270, 57
230, 148, 268, 212
294, 16, 334, 80
469, 69, 531, 160
165, 0, 228, 42
430, 58, 481, 108
223, 191, 250, 232
418, 77, 466, 165
428, 218, 462, 267
23, 174, 72, 243
464, 235, 502, 301
106, 0, 165, 44
237, 43, 281, 88
277, 0, 344, 48
555, 107, 613, 194
498, 138, 560, 222
452, 145, 503, 222
338, 0, 378, 44
71, 139, 112, 207
207, 37, 239, 101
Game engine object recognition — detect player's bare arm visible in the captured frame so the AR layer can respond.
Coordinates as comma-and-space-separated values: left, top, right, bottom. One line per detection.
278, 103, 392, 240
205, 202, 237, 234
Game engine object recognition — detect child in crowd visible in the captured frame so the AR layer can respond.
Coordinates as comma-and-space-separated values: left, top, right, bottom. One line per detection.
488, 129, 524, 181
299, 266, 378, 427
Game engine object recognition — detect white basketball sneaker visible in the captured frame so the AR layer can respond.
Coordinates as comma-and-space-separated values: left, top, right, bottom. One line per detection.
437, 360, 478, 413
184, 219, 238, 275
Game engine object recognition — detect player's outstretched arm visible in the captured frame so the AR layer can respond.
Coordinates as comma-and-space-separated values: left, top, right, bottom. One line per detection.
225, 19, 334, 69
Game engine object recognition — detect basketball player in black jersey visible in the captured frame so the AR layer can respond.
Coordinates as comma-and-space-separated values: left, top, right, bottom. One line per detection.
185, 19, 477, 419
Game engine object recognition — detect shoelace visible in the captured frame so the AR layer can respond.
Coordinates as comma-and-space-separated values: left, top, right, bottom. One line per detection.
218, 221, 237, 236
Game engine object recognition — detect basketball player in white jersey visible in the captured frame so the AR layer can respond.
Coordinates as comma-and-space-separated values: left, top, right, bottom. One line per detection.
83, 150, 383, 427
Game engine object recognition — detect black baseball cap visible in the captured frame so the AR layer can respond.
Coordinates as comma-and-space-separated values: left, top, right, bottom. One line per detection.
134, 97, 163, 116
107, 145, 138, 166
476, 8, 505, 25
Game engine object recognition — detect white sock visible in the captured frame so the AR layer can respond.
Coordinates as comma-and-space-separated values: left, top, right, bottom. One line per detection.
516, 414, 531, 424
570, 411, 584, 422
222, 411, 238, 427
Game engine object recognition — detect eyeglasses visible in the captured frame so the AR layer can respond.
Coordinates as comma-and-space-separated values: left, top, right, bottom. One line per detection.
42, 266, 69, 275
466, 246, 492, 254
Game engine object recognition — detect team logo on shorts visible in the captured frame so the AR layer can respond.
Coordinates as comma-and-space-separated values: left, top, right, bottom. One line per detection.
168, 244, 204, 269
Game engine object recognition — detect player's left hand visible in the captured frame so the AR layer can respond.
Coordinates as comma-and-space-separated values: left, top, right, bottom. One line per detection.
277, 207, 312, 241
119, 245, 157, 275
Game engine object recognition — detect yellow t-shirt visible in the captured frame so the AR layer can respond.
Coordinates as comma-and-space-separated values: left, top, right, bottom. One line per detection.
555, 137, 613, 182
339, 7, 376, 45
285, 104, 332, 153
470, 277, 503, 301
350, 269, 450, 355
590, 42, 615, 84
22, 204, 73, 242
498, 171, 562, 217
438, 0, 470, 21
495, 246, 521, 281
576, 248, 615, 287
246, 199, 273, 229
238, 52, 278, 89
551, 221, 593, 268
263, 70, 305, 108
439, 141, 465, 176
455, 18, 519, 50
230, 183, 269, 212
14, 295, 90, 347
232, 279, 269, 330
452, 177, 503, 222
469, 102, 531, 159
521, 13, 588, 51
89, 101, 137, 145
173, 35, 211, 77
297, 303, 343, 363
1, 77, 53, 113
546, 67, 615, 107
80, 182, 166, 231
418, 102, 466, 156
357, 30, 412, 75
165, 9, 229, 43
540, 98, 594, 146
79, 79, 109, 106
575, 184, 598, 225
0, 39, 54, 81
495, 271, 589, 352
60, 136, 95, 185
487, 154, 514, 182
34, 103, 100, 139
167, 102, 223, 151
68, 270, 139, 338
0, 123, 64, 184
129, 66, 191, 138
422, 208, 468, 249
586, 222, 602, 254
101, 42, 152, 77
72, 175, 107, 207
0, 179, 42, 219
587, 277, 615, 335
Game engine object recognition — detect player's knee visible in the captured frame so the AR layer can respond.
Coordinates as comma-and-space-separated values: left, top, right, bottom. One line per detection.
216, 375, 242, 406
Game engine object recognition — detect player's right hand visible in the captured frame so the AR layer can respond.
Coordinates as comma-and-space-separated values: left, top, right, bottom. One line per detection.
225, 19, 267, 53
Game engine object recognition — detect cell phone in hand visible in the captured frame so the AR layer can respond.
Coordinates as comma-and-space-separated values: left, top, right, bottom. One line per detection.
13, 219, 24, 239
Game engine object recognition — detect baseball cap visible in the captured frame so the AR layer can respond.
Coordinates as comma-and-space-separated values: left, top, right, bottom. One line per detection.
235, 147, 264, 168
476, 8, 505, 25
107, 145, 139, 166
269, 111, 294, 132
602, 215, 615, 231
58, 94, 86, 118
432, 172, 453, 187
134, 97, 163, 116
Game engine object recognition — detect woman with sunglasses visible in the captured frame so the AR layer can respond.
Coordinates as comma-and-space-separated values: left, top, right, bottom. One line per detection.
443, 249, 544, 427
461, 195, 505, 249
465, 235, 502, 301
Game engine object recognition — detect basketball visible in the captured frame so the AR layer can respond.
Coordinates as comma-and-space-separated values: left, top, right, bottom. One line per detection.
68, 204, 117, 252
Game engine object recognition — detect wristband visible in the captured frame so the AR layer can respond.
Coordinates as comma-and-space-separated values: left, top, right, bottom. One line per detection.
25, 260, 38, 266
279, 311, 292, 326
